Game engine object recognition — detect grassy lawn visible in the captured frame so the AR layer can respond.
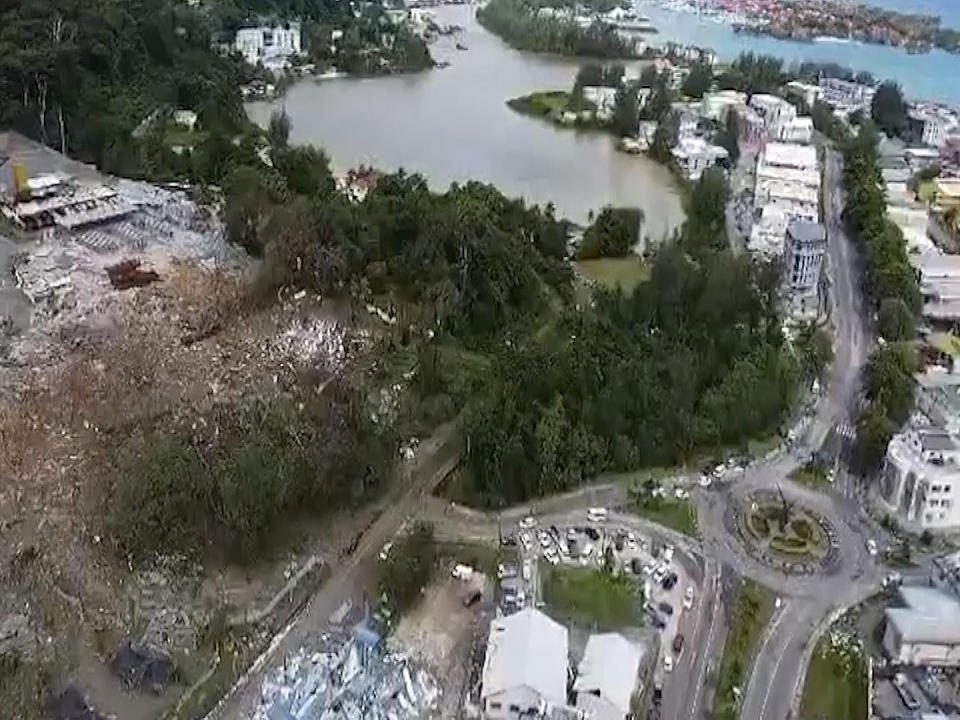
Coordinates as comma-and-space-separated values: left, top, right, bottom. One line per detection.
543, 567, 642, 629
788, 463, 829, 488
633, 495, 698, 536
918, 178, 937, 204
507, 91, 597, 122
713, 579, 775, 720
507, 90, 574, 117
575, 257, 650, 294
801, 634, 868, 720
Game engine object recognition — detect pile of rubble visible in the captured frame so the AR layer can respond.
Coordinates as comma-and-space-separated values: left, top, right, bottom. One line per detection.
257, 631, 441, 720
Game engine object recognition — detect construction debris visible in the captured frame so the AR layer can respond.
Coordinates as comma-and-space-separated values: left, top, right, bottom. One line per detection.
105, 259, 160, 290
256, 630, 442, 720
109, 640, 173, 695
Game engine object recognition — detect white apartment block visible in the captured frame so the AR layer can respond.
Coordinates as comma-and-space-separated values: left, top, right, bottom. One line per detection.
879, 428, 960, 531
817, 76, 876, 111
782, 220, 826, 316
234, 22, 302, 67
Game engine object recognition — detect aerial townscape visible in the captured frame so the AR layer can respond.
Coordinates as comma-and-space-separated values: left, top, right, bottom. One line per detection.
7, 1, 960, 720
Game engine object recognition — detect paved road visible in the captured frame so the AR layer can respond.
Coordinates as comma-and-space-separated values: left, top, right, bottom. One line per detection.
737, 145, 875, 720
209, 149, 877, 720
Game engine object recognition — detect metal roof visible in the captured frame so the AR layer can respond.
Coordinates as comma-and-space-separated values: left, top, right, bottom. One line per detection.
886, 587, 960, 644
481, 608, 568, 705
787, 220, 826, 244
574, 633, 644, 718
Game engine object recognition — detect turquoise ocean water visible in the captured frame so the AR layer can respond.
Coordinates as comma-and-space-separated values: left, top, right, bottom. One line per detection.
638, 0, 960, 105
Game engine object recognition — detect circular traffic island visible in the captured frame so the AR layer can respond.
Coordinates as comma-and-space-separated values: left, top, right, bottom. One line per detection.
739, 491, 831, 572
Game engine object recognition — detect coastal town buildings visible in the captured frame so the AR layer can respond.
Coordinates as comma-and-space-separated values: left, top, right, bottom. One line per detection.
749, 93, 797, 134
907, 104, 958, 148
785, 80, 821, 109
781, 219, 826, 317
754, 142, 820, 223
700, 90, 747, 122
234, 22, 302, 70
671, 136, 729, 181
817, 76, 875, 112
775, 116, 814, 144
879, 427, 960, 533
582, 86, 618, 112
737, 106, 766, 149
748, 205, 789, 258
916, 253, 960, 325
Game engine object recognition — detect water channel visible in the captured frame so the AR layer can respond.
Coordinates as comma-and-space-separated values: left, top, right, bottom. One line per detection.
246, 4, 686, 236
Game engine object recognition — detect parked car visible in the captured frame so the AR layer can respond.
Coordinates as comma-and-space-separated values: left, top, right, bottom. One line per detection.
584, 527, 600, 541
698, 474, 713, 488
652, 615, 666, 630
662, 572, 678, 591
663, 655, 674, 672
663, 545, 674, 562
658, 601, 674, 616
672, 634, 684, 655
866, 539, 878, 556
587, 507, 608, 522
379, 541, 393, 561
519, 516, 537, 530
683, 586, 695, 609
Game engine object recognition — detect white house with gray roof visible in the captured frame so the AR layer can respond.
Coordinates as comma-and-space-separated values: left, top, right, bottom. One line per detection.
880, 427, 960, 532
884, 586, 960, 666
481, 608, 569, 719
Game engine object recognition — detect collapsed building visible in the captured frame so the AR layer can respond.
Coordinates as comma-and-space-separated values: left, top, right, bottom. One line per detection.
257, 625, 441, 720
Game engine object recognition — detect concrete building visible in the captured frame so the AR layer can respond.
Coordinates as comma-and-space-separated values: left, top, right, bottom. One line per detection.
917, 253, 960, 324
574, 634, 644, 720
582, 86, 618, 112
782, 220, 826, 316
738, 106, 766, 149
749, 94, 797, 135
785, 80, 821, 109
884, 586, 960, 665
880, 428, 960, 531
700, 90, 747, 122
481, 608, 569, 719
748, 204, 789, 258
774, 116, 814, 144
818, 76, 875, 111
909, 110, 950, 148
234, 22, 302, 68
754, 143, 820, 223
671, 136, 728, 181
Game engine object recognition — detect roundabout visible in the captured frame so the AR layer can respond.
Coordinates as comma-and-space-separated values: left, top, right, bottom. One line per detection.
742, 490, 830, 563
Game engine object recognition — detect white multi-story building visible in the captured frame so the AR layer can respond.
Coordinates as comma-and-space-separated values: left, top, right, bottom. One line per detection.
701, 90, 747, 123
234, 22, 302, 68
908, 107, 958, 148
582, 86, 618, 112
671, 136, 729, 181
749, 93, 797, 135
754, 142, 821, 221
879, 427, 960, 531
782, 220, 826, 316
818, 76, 876, 111
774, 117, 814, 144
481, 609, 569, 719
748, 205, 789, 258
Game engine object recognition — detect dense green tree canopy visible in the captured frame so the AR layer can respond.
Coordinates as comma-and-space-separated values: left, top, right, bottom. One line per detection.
870, 81, 907, 139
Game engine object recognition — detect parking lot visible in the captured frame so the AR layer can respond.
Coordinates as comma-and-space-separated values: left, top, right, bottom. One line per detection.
501, 510, 702, 683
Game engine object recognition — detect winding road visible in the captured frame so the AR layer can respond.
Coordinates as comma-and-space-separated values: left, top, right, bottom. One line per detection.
209, 147, 880, 720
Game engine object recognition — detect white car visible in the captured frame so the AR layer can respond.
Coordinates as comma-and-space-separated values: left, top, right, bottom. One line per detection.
713, 464, 726, 478
683, 586, 695, 609
539, 533, 552, 548
519, 516, 537, 530
663, 655, 674, 672
663, 545, 674, 562
653, 566, 668, 583
522, 562, 532, 581
379, 541, 393, 561
866, 539, 878, 556
643, 563, 655, 576
698, 474, 713, 488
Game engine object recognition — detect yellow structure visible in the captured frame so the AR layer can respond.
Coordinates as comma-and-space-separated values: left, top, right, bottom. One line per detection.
12, 161, 28, 200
